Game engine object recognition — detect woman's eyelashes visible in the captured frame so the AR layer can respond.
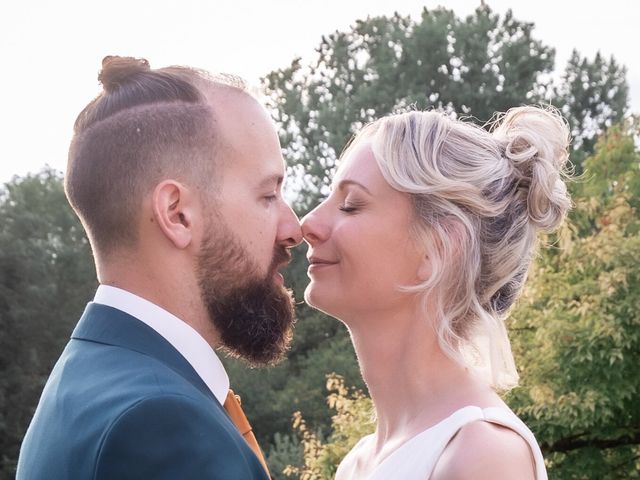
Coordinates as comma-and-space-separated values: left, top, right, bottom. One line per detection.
338, 198, 366, 213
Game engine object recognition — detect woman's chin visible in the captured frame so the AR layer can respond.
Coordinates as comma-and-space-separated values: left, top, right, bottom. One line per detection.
304, 285, 338, 317
303, 284, 320, 308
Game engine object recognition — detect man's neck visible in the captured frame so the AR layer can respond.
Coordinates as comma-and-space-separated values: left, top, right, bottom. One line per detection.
98, 258, 220, 348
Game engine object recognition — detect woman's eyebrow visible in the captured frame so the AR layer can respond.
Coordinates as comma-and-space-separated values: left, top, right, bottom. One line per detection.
334, 179, 372, 195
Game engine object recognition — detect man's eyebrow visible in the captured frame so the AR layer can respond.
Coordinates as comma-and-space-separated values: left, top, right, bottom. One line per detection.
258, 173, 284, 189
335, 179, 372, 195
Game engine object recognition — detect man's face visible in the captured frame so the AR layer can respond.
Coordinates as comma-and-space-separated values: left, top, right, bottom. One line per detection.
196, 90, 302, 364
210, 90, 301, 281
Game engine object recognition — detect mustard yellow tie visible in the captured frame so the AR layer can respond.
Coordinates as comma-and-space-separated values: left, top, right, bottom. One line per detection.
223, 389, 270, 478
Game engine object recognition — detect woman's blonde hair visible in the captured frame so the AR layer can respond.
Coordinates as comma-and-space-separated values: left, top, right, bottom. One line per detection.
347, 106, 571, 390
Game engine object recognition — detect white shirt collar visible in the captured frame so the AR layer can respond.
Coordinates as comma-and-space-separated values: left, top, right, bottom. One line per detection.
92, 284, 229, 405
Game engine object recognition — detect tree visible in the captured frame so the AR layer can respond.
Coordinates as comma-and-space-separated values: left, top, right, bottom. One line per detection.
554, 50, 629, 169
263, 6, 628, 212
263, 5, 558, 212
508, 121, 640, 478
0, 169, 96, 479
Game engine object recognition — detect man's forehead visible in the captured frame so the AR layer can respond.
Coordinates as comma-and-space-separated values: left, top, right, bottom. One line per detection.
202, 82, 252, 105
209, 92, 284, 177
257, 172, 285, 188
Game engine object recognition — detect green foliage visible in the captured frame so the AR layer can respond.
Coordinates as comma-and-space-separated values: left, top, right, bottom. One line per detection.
283, 375, 374, 480
265, 433, 304, 480
576, 118, 640, 212
0, 169, 96, 479
554, 51, 629, 159
507, 123, 640, 478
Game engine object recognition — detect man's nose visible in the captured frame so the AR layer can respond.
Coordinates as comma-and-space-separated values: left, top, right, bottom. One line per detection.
277, 201, 303, 247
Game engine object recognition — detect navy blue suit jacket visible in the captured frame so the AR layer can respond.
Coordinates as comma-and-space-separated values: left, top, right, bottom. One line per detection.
17, 303, 269, 479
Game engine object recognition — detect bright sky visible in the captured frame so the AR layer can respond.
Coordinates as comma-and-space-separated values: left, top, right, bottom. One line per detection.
1, 0, 638, 184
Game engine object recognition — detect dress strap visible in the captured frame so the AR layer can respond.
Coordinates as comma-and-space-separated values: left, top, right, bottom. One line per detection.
478, 407, 547, 480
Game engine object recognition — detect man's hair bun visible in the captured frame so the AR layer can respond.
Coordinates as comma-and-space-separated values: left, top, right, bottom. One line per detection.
98, 56, 151, 93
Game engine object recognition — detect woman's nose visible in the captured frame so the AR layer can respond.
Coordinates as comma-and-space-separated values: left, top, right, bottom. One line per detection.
301, 205, 327, 245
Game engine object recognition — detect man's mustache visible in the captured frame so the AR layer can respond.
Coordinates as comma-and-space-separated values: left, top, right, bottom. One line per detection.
270, 246, 292, 274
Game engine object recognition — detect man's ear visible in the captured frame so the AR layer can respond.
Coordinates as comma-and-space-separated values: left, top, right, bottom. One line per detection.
151, 180, 197, 249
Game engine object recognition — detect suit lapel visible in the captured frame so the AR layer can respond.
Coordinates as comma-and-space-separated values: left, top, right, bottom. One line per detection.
71, 302, 220, 407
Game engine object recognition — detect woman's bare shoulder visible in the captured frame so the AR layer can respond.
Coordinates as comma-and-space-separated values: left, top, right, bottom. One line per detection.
430, 419, 536, 480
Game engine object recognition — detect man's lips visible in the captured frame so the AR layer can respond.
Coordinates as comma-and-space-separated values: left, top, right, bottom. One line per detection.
271, 255, 292, 286
273, 271, 285, 286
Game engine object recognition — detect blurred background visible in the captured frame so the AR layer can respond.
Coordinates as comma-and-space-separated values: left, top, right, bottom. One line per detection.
1, 1, 638, 478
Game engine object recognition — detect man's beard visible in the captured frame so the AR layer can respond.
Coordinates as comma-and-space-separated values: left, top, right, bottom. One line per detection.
196, 221, 296, 366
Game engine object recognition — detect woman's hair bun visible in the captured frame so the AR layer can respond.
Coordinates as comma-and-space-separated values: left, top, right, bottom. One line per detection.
98, 56, 151, 93
492, 106, 572, 232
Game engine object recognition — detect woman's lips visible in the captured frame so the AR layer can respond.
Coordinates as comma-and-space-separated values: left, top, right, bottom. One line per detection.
307, 257, 338, 273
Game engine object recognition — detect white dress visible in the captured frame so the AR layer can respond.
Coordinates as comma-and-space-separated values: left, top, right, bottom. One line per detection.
335, 406, 547, 480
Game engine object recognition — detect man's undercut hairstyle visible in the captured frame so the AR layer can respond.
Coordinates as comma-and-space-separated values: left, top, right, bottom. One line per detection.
65, 56, 247, 257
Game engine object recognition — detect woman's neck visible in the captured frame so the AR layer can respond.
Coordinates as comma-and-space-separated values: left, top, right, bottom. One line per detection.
347, 307, 490, 451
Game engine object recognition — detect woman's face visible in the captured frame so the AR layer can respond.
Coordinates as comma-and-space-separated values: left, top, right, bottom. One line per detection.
301, 142, 426, 322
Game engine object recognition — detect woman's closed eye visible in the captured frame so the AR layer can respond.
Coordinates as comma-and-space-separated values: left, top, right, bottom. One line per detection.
338, 199, 366, 213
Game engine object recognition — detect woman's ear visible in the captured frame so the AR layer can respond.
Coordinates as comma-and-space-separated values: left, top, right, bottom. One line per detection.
151, 180, 197, 249
415, 218, 467, 283
417, 254, 431, 282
